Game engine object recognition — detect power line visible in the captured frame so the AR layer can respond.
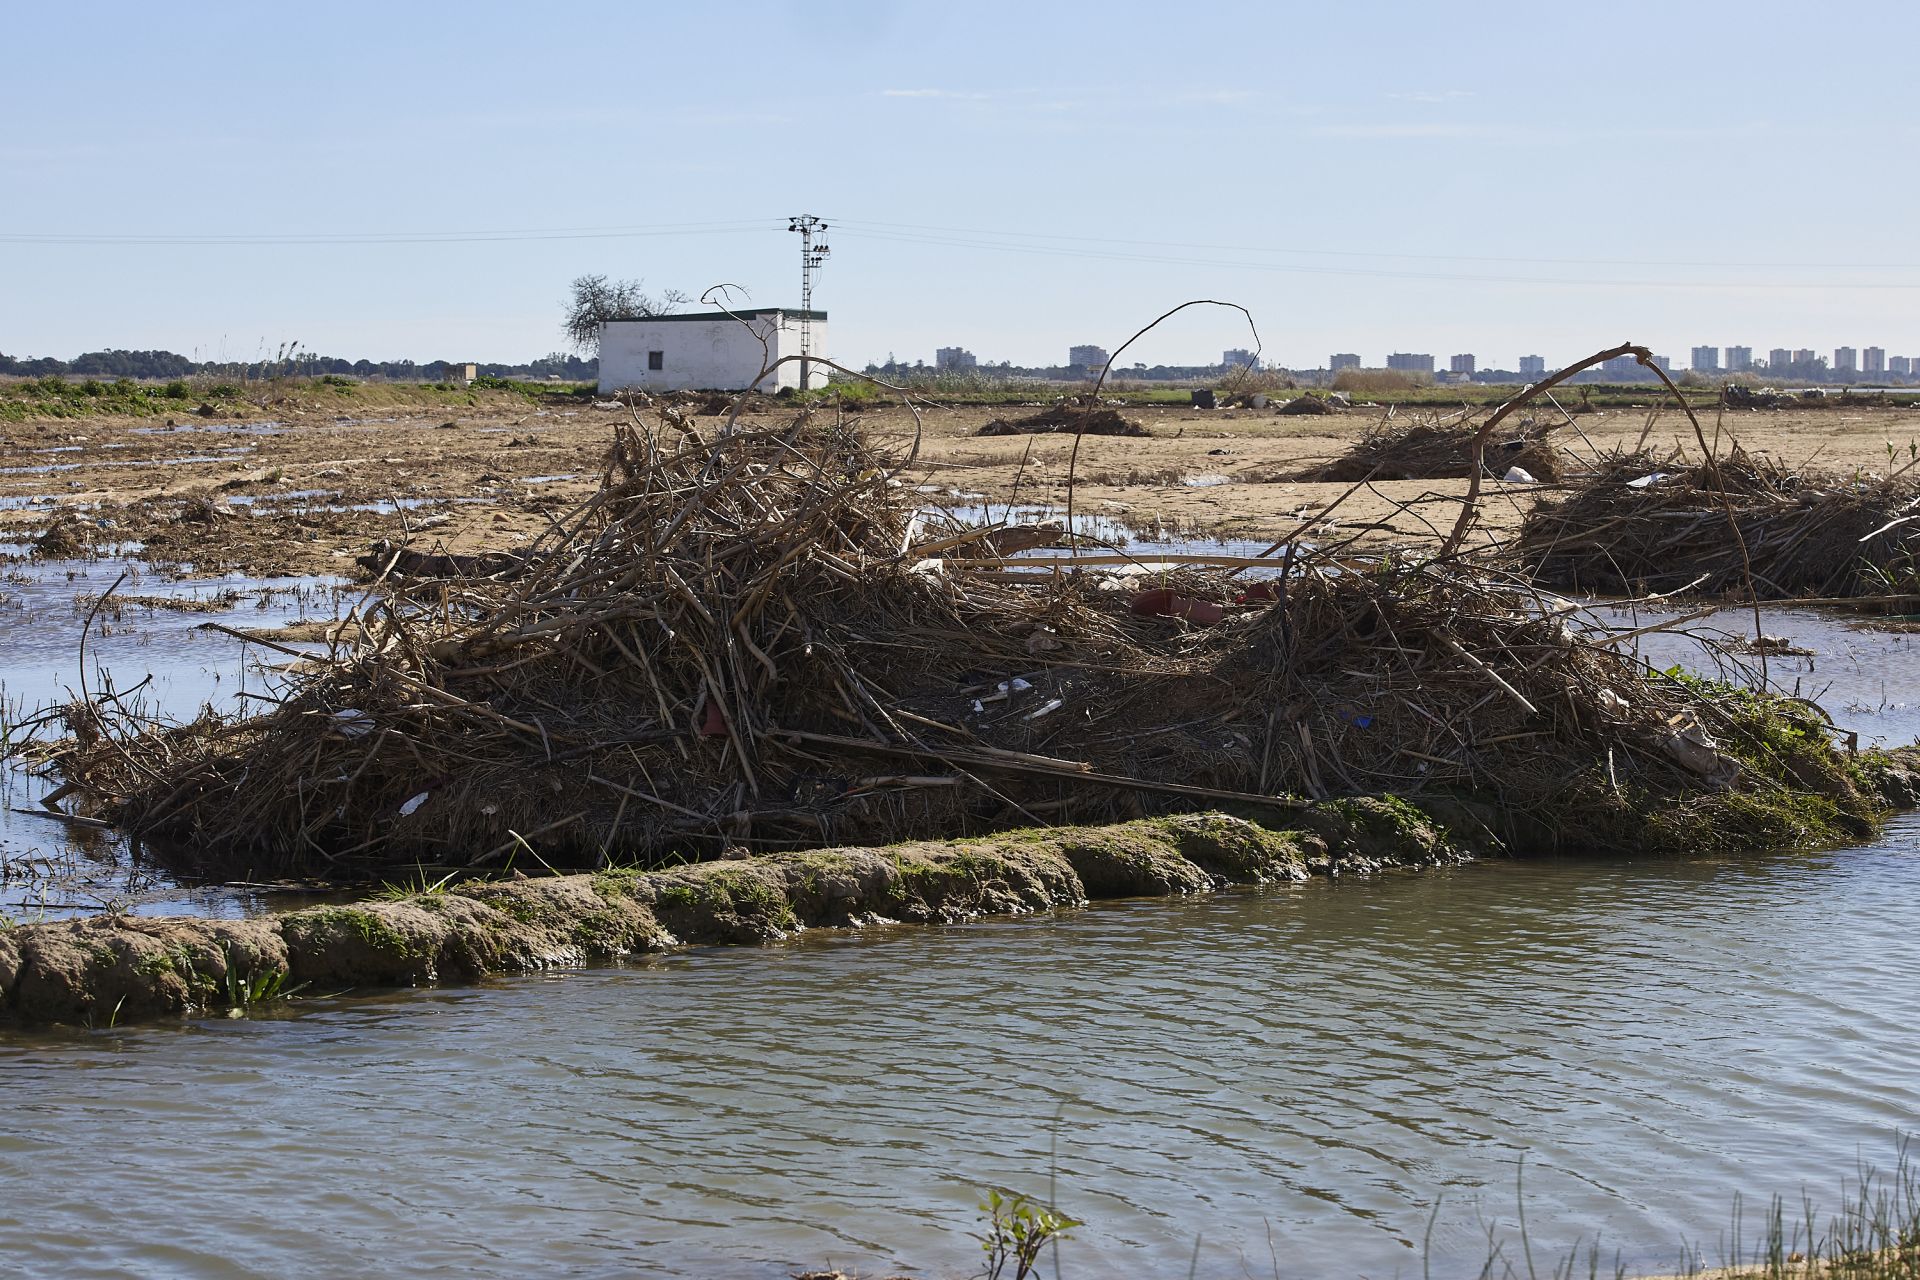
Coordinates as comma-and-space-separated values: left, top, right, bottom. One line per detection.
787, 215, 830, 389
829, 216, 1920, 274
828, 223, 1920, 291
0, 219, 780, 246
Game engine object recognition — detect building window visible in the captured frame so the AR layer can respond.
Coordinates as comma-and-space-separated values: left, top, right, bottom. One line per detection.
647, 350, 664, 371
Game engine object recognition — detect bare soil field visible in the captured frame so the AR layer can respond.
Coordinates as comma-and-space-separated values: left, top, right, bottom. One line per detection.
5, 388, 1920, 579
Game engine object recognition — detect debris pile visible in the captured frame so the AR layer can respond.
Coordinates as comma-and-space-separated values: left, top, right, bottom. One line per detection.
1292, 419, 1566, 483
977, 404, 1148, 437
1515, 448, 1920, 598
55, 419, 1877, 878
1277, 394, 1338, 416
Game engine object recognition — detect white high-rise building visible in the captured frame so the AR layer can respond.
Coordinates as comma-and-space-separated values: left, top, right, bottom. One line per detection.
1865, 346, 1886, 375
1517, 355, 1546, 376
1725, 346, 1754, 373
1690, 345, 1720, 373
1835, 346, 1858, 373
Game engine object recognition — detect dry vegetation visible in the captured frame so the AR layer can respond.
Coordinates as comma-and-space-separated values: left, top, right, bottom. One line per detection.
48, 404, 1886, 882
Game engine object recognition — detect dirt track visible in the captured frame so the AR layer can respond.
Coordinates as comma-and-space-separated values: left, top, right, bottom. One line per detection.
5, 390, 1920, 579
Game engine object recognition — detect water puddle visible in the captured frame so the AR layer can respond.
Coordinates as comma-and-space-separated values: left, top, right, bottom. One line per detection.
0, 453, 246, 477
0, 558, 355, 920
929, 501, 1292, 568
514, 474, 581, 485
216, 492, 445, 516
132, 420, 287, 436
1579, 599, 1920, 747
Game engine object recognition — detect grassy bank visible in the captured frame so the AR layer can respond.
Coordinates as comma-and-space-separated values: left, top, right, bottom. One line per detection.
6, 733, 1917, 1031
0, 804, 1465, 1026
0, 373, 591, 422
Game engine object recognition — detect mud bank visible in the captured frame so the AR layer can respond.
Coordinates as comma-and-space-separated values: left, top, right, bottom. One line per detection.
0, 803, 1471, 1027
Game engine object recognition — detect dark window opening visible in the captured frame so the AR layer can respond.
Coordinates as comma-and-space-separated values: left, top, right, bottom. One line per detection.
647, 350, 664, 371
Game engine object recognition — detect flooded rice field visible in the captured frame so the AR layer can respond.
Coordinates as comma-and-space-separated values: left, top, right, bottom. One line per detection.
2, 821, 1917, 1278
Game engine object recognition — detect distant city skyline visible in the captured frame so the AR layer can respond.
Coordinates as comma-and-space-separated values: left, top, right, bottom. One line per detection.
898, 339, 1920, 380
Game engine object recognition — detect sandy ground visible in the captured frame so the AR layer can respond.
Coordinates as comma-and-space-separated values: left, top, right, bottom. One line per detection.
5, 391, 1920, 579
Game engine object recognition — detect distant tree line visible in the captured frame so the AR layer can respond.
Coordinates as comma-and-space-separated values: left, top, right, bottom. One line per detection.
0, 348, 599, 382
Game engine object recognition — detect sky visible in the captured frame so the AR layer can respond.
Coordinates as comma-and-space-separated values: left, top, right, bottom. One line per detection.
4, 0, 1918, 372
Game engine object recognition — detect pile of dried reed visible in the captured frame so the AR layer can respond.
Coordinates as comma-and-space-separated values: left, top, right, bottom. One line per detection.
1294, 418, 1566, 483
977, 404, 1147, 437
54, 415, 1863, 877
1515, 448, 1920, 598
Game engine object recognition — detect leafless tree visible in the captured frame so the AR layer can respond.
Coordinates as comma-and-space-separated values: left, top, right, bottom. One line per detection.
563, 275, 689, 354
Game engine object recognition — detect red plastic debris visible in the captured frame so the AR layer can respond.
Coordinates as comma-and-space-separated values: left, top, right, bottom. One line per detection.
1129, 588, 1226, 626
699, 699, 729, 736
1234, 581, 1282, 605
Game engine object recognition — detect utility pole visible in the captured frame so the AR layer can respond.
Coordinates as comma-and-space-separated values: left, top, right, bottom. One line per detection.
787, 214, 829, 391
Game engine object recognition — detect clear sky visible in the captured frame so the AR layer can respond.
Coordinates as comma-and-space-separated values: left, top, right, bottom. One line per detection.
4, 0, 1917, 372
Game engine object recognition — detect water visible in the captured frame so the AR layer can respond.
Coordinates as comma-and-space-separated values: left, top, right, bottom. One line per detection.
0, 451, 246, 476
933, 501, 1295, 565
0, 558, 351, 918
1583, 599, 1920, 747
2, 829, 1918, 1278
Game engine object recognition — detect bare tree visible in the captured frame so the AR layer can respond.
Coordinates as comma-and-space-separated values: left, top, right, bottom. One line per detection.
563, 276, 689, 354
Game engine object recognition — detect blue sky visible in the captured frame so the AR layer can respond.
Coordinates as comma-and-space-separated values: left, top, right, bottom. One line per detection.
4, 0, 1917, 371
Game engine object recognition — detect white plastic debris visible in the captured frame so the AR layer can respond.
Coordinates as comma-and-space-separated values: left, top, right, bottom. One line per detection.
1503, 466, 1537, 484
1660, 710, 1737, 781
1598, 688, 1630, 715
1023, 698, 1065, 721
397, 791, 431, 817
1000, 678, 1034, 695
1626, 473, 1672, 489
330, 709, 373, 738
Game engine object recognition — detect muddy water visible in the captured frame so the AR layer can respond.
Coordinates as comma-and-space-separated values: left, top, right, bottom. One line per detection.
2, 825, 1918, 1278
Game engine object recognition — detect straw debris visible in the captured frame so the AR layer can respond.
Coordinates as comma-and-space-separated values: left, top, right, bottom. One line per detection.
977, 404, 1148, 437
1293, 418, 1565, 483
1515, 448, 1920, 598
48, 413, 1887, 879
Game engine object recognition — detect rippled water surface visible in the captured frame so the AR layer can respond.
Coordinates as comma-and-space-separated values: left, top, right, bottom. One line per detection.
5, 822, 1919, 1278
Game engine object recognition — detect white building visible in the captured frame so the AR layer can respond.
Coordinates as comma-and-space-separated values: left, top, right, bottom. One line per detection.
598, 308, 829, 394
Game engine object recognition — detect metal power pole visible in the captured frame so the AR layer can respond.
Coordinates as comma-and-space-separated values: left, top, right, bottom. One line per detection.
787, 214, 829, 391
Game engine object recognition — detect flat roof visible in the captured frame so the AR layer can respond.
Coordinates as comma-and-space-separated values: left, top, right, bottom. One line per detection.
602, 308, 826, 324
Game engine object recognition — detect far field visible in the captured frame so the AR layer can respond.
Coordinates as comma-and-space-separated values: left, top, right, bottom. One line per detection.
3, 375, 1919, 578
